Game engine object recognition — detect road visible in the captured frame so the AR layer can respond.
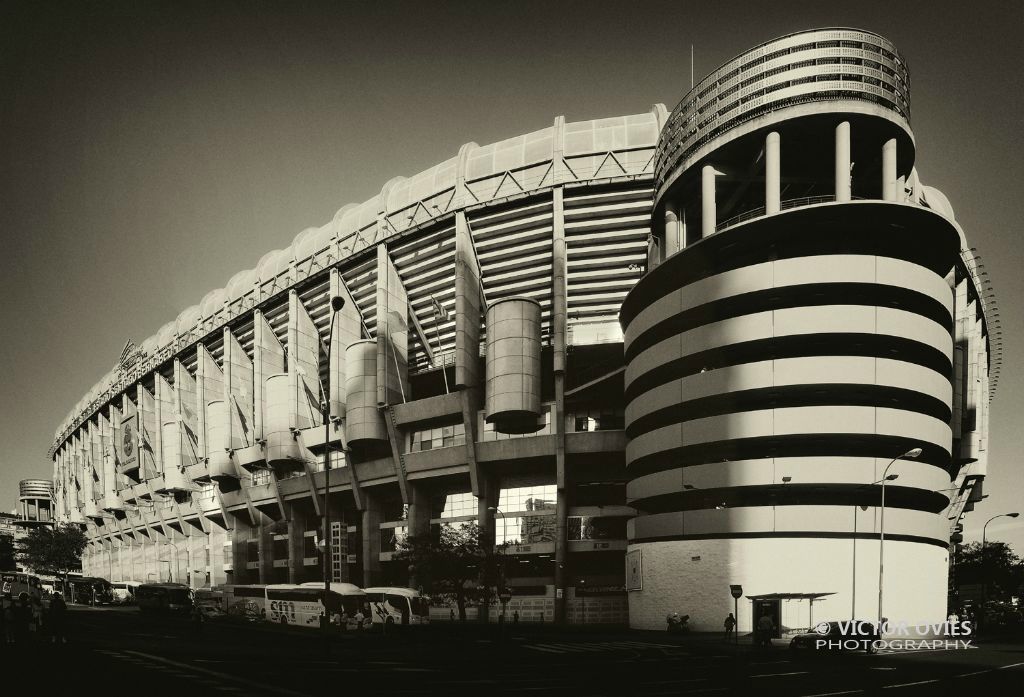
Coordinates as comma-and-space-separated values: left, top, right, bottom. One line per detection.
9, 607, 1024, 696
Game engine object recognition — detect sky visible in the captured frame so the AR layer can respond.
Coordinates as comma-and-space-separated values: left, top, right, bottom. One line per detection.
1, 0, 1022, 549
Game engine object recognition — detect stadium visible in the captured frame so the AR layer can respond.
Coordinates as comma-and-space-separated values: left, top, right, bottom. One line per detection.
48, 28, 995, 632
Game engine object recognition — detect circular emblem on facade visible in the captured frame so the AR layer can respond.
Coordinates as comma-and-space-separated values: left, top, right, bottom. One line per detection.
123, 428, 134, 457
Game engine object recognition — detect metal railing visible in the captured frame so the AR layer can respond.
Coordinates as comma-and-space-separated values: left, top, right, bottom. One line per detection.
715, 194, 871, 233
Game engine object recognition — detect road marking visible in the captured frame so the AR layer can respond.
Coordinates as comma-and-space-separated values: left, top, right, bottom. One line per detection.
799, 691, 863, 697
751, 660, 790, 665
882, 680, 938, 689
868, 667, 896, 671
999, 662, 1024, 670
122, 651, 311, 697
750, 671, 809, 678
956, 669, 993, 677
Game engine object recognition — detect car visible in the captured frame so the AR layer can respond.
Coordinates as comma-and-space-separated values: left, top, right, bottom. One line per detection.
790, 620, 879, 654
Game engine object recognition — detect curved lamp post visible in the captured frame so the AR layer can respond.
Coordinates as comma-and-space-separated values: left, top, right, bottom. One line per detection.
981, 512, 1020, 632
877, 447, 922, 629
322, 296, 345, 631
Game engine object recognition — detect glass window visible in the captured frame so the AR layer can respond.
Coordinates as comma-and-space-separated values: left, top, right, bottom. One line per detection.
439, 492, 475, 519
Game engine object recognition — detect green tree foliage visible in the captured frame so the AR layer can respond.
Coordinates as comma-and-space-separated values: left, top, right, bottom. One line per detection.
955, 541, 1024, 601
394, 522, 499, 621
17, 523, 87, 585
0, 533, 15, 570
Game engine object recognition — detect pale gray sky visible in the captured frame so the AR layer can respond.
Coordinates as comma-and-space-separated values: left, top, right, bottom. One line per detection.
2, 0, 1021, 549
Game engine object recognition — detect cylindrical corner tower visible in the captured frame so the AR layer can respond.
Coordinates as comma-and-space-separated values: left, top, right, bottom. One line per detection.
623, 28, 961, 633
18, 478, 54, 526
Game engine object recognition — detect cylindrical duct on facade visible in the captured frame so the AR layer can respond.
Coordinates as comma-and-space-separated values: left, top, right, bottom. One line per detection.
157, 421, 192, 494
344, 340, 387, 445
206, 400, 238, 482
264, 374, 306, 471
485, 297, 543, 434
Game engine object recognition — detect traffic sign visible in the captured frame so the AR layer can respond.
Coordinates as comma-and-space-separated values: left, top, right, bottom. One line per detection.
730, 584, 743, 599
499, 588, 512, 604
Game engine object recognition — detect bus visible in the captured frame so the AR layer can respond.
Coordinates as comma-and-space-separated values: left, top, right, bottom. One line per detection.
135, 583, 193, 615
110, 581, 141, 604
286, 583, 370, 630
363, 587, 430, 626
71, 577, 114, 605
222, 584, 267, 622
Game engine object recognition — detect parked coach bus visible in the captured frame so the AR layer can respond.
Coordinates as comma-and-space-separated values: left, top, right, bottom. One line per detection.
71, 577, 114, 605
363, 587, 430, 626
135, 583, 192, 615
293, 583, 370, 630
222, 584, 267, 622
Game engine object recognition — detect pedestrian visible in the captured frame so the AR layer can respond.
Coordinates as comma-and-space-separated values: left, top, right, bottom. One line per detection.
756, 613, 774, 647
354, 606, 365, 632
449, 607, 455, 623
11, 592, 32, 645
191, 602, 204, 634
513, 610, 519, 624
0, 596, 8, 644
723, 612, 736, 641
49, 592, 68, 644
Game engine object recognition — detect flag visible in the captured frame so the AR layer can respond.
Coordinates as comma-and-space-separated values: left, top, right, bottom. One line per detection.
431, 295, 449, 322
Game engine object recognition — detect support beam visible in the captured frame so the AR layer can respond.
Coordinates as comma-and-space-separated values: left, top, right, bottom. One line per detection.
361, 492, 382, 588
383, 406, 411, 503
663, 205, 681, 256
701, 165, 717, 238
835, 121, 851, 202
765, 131, 781, 214
882, 137, 898, 202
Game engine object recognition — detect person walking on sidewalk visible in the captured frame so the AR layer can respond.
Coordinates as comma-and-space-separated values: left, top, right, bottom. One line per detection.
49, 592, 68, 644
723, 613, 736, 641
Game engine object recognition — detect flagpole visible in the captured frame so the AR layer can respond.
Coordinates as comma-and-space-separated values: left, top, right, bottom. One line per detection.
432, 296, 449, 394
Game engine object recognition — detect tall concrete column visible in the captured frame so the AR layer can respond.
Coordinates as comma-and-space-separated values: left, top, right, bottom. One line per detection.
407, 484, 432, 539
701, 165, 717, 238
288, 503, 306, 583
766, 131, 781, 214
882, 138, 898, 202
257, 516, 274, 584
476, 477, 498, 624
835, 121, 851, 202
230, 525, 248, 584
361, 493, 383, 588
663, 205, 680, 257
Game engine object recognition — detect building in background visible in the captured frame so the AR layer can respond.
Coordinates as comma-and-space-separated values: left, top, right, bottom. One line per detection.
16, 479, 53, 528
46, 28, 995, 629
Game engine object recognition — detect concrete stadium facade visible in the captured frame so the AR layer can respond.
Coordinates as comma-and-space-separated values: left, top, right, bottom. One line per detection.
47, 28, 996, 630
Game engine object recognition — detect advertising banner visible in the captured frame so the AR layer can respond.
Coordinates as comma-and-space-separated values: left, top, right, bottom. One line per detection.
116, 397, 139, 474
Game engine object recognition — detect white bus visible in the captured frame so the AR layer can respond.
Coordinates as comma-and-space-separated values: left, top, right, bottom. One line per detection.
110, 581, 141, 604
363, 587, 430, 626
298, 582, 371, 630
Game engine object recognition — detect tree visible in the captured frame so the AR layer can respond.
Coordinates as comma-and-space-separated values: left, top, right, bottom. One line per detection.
17, 523, 87, 588
954, 541, 1024, 602
394, 522, 497, 621
0, 533, 15, 570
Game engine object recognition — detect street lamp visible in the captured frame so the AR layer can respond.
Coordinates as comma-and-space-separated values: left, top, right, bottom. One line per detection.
981, 512, 1020, 632
322, 295, 345, 632
877, 447, 922, 628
